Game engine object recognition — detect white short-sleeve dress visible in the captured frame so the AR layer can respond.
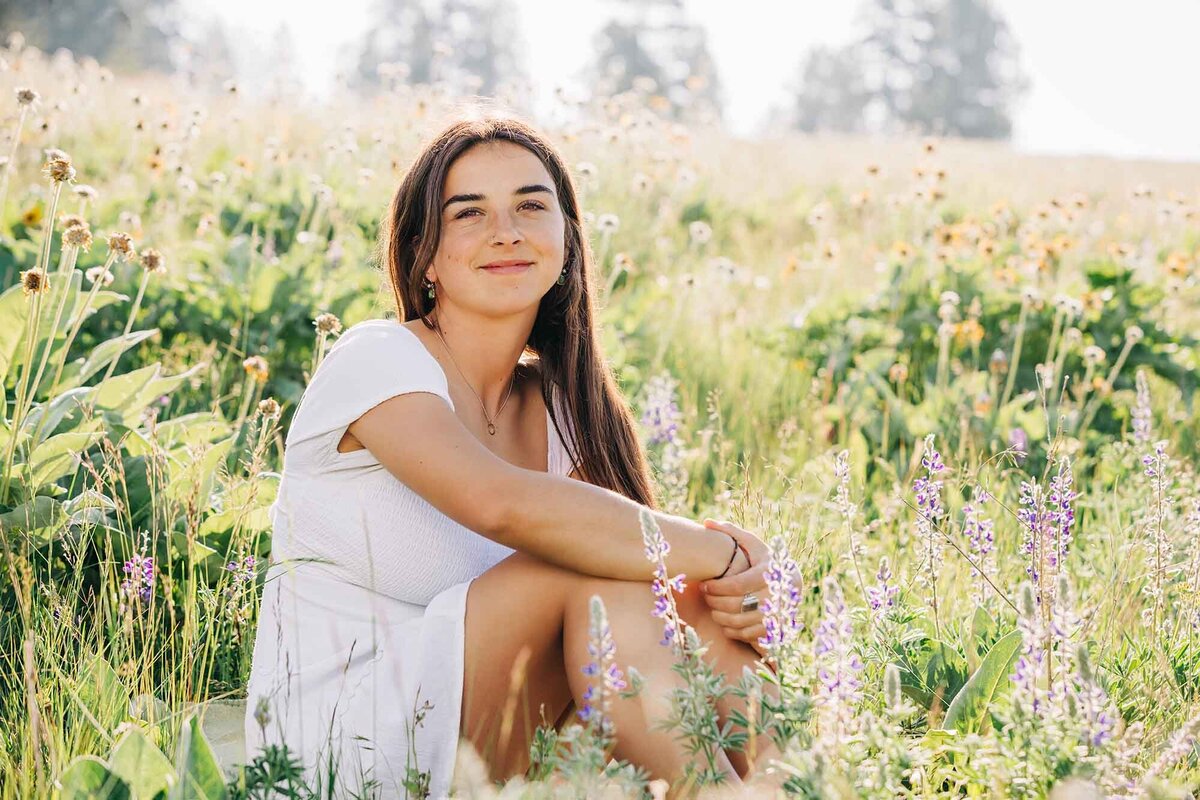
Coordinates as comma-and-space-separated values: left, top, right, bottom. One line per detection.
244, 318, 579, 799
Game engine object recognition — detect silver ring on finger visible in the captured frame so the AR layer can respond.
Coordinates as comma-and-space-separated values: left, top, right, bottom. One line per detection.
740, 592, 759, 613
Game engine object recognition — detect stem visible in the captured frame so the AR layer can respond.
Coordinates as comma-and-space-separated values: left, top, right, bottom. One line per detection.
0, 182, 63, 503
0, 105, 29, 220
99, 269, 151, 384
999, 300, 1030, 410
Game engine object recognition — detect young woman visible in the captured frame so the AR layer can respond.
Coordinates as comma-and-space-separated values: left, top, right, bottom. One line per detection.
244, 113, 779, 799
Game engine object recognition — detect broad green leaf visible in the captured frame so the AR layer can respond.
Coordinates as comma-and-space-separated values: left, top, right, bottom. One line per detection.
0, 282, 31, 384
941, 629, 1023, 735
21, 386, 95, 445
30, 429, 104, 486
58, 755, 131, 800
93, 364, 160, 412
120, 364, 206, 427
169, 712, 227, 800
75, 653, 131, 736
968, 606, 1000, 672
165, 437, 234, 510
153, 413, 230, 451
109, 727, 176, 800
0, 496, 66, 538
70, 329, 160, 389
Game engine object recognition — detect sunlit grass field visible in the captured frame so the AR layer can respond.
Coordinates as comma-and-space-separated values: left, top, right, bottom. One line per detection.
1, 39, 1199, 799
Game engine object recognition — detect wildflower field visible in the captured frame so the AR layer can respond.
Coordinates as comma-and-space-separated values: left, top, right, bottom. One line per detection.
2, 38, 1200, 799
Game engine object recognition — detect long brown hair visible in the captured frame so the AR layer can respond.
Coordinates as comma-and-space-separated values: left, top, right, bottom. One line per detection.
379, 113, 659, 509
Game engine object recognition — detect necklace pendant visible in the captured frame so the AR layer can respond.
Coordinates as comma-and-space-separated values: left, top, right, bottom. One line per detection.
487, 422, 496, 436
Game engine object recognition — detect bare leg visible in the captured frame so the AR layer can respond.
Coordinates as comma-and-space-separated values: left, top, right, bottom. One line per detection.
562, 575, 782, 795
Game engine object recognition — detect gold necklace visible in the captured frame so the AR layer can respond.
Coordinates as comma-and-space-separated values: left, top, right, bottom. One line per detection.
432, 322, 516, 436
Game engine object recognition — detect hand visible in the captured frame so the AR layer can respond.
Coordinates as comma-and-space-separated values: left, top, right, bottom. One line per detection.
699, 519, 771, 658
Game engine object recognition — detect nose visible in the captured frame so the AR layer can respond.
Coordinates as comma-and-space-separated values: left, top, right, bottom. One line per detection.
490, 209, 522, 245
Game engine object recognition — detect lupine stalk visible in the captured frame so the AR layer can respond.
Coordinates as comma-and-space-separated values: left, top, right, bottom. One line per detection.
913, 434, 946, 626
962, 487, 996, 605
1141, 440, 1174, 633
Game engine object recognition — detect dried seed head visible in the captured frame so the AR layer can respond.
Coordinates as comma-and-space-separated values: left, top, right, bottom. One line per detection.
139, 248, 165, 274
62, 225, 93, 251
313, 312, 343, 336
72, 184, 98, 201
258, 398, 281, 419
243, 356, 269, 382
107, 232, 136, 261
15, 87, 38, 106
60, 213, 87, 230
19, 268, 49, 297
85, 266, 114, 286
43, 156, 75, 184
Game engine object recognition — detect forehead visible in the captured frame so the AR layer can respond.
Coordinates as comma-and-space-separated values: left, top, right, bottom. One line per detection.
443, 141, 553, 194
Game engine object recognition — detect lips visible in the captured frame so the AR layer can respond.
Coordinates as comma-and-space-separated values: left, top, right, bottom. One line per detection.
481, 260, 533, 274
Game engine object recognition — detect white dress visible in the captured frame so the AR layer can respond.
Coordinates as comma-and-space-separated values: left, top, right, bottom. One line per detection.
244, 319, 579, 799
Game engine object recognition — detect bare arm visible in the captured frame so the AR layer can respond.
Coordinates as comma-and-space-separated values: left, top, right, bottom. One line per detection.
348, 391, 747, 583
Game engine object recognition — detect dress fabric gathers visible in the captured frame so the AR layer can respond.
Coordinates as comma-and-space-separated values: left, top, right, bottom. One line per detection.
244, 319, 579, 799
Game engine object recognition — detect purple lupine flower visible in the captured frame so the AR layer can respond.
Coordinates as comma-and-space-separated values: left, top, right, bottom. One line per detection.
833, 449, 854, 521
813, 577, 865, 743
1142, 440, 1174, 630
1018, 479, 1050, 601
120, 552, 154, 606
1010, 583, 1046, 719
640, 373, 683, 446
1131, 369, 1152, 443
639, 508, 687, 651
757, 535, 803, 663
577, 595, 628, 738
914, 434, 946, 597
1047, 458, 1077, 571
866, 556, 899, 613
963, 487, 995, 603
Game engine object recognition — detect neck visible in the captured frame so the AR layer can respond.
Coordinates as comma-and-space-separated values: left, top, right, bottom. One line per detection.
429, 306, 537, 415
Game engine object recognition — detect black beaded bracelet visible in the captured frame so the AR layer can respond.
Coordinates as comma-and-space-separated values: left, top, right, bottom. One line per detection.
715, 533, 739, 579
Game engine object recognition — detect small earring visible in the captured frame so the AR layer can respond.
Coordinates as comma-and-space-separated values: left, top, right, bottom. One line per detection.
425, 280, 435, 299
556, 265, 567, 286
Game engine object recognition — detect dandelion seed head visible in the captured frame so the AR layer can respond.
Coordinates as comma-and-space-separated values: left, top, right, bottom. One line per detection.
19, 268, 49, 297
106, 232, 136, 261
314, 312, 343, 336
139, 248, 165, 274
15, 87, 38, 106
62, 224, 92, 251
258, 398, 281, 419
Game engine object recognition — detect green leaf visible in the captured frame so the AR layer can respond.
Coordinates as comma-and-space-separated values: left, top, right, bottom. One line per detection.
169, 712, 227, 800
165, 437, 234, 510
29, 429, 104, 485
0, 496, 66, 540
153, 413, 231, 451
58, 755, 132, 800
968, 606, 1000, 672
20, 386, 95, 445
68, 329, 160, 390
109, 727, 176, 800
75, 652, 131, 736
941, 629, 1023, 735
93, 364, 160, 412
0, 282, 31, 385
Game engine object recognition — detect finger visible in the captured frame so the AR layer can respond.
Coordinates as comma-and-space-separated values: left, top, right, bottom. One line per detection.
702, 570, 766, 596
732, 623, 768, 646
721, 622, 767, 645
709, 608, 763, 629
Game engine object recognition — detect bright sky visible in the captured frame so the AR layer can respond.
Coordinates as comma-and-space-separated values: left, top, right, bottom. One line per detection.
185, 0, 1200, 163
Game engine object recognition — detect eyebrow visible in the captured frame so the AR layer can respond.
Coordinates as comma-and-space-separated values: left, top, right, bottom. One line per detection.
442, 184, 555, 212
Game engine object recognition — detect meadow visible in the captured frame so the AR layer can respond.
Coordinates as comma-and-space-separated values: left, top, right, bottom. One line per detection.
1, 37, 1199, 799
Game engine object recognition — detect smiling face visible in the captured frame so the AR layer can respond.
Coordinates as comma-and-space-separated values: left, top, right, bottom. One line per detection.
426, 140, 567, 319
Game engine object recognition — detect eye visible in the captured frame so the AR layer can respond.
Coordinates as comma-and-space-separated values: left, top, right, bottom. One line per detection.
454, 200, 546, 219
